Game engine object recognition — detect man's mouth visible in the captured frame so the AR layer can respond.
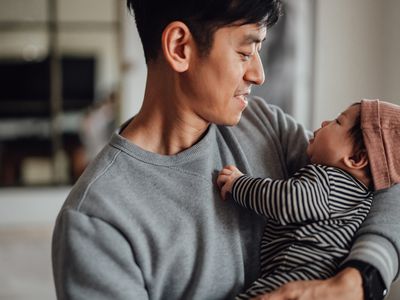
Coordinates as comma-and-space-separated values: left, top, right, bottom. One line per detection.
235, 90, 251, 97
235, 94, 248, 100
234, 88, 251, 109
235, 94, 249, 108
235, 90, 250, 99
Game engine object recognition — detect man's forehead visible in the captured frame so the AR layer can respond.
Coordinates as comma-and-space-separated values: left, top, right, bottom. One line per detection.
237, 24, 267, 44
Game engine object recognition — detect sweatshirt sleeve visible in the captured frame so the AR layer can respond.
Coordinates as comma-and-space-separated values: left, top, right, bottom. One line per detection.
343, 184, 400, 290
269, 103, 312, 177
52, 209, 149, 300
231, 164, 331, 225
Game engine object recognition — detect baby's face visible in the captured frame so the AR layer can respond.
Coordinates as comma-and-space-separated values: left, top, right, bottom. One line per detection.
307, 104, 360, 168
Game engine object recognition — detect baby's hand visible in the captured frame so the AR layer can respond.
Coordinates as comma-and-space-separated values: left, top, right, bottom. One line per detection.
217, 165, 244, 200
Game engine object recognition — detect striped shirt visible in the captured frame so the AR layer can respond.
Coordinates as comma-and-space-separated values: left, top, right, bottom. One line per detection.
232, 164, 373, 299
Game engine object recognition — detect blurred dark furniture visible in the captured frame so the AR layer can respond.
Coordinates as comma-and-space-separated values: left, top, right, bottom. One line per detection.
0, 56, 95, 118
0, 56, 96, 186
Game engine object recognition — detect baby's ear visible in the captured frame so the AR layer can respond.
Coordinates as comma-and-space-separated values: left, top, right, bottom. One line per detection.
343, 149, 369, 170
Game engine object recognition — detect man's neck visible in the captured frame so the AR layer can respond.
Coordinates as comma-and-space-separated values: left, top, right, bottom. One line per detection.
121, 66, 210, 155
121, 109, 209, 155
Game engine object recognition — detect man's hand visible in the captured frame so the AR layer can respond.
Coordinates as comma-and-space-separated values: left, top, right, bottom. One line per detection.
251, 267, 363, 300
217, 165, 244, 200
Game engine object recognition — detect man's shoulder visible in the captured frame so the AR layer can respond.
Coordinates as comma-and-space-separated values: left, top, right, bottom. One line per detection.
232, 96, 276, 135
242, 96, 282, 121
61, 143, 124, 212
236, 96, 299, 137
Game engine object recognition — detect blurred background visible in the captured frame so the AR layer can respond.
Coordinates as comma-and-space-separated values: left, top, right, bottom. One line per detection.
0, 0, 399, 299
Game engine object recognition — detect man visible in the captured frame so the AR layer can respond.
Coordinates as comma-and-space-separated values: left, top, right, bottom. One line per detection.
52, 0, 400, 299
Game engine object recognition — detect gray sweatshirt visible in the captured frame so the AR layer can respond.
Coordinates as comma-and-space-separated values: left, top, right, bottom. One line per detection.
52, 97, 400, 299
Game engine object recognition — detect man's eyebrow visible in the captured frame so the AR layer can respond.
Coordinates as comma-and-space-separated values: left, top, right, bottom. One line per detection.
240, 34, 266, 45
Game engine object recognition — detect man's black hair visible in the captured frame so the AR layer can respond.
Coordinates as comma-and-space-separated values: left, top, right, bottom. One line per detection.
126, 0, 282, 62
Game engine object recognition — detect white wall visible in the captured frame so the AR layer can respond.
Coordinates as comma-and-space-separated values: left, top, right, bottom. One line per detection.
121, 9, 147, 121
313, 0, 383, 128
312, 0, 400, 130
120, 8, 146, 122
383, 0, 400, 102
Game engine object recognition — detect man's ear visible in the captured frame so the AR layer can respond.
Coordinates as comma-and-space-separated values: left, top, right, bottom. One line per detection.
161, 21, 192, 72
343, 149, 369, 170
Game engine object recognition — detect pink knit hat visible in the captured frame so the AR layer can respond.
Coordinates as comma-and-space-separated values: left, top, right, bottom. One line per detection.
361, 99, 400, 190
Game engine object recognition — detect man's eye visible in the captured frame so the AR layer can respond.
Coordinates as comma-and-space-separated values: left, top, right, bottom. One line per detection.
240, 52, 252, 61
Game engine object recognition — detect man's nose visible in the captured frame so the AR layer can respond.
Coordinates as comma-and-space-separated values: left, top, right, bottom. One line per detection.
244, 52, 265, 85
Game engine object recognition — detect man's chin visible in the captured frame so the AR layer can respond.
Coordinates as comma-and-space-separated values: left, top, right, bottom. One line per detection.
227, 114, 243, 126
214, 115, 242, 127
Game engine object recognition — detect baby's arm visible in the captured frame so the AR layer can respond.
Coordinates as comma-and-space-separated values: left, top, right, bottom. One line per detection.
217, 165, 245, 200
217, 164, 331, 225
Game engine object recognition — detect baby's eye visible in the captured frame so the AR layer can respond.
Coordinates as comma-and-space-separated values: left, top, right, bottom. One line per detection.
335, 119, 341, 125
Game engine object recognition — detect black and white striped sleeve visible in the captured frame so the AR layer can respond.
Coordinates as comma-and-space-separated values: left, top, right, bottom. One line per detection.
231, 164, 331, 225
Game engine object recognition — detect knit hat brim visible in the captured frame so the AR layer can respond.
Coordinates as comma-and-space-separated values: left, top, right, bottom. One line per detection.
361, 99, 400, 190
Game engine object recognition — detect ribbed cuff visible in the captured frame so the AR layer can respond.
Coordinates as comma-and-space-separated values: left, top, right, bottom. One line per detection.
342, 234, 398, 291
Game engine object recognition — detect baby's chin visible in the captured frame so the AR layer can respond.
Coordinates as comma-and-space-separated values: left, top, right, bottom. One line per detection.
309, 158, 317, 165
306, 148, 312, 162
308, 154, 320, 165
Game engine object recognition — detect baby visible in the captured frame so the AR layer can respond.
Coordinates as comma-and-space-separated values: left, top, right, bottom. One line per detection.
217, 99, 400, 299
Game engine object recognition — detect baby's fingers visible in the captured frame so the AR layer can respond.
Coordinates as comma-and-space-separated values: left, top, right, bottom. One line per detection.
220, 185, 229, 201
219, 167, 233, 176
216, 174, 229, 189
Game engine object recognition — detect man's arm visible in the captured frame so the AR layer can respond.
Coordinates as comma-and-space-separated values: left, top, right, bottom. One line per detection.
252, 267, 364, 300
52, 209, 148, 300
343, 184, 400, 290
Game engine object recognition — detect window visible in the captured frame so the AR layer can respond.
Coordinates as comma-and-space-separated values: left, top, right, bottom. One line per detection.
0, 0, 122, 186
